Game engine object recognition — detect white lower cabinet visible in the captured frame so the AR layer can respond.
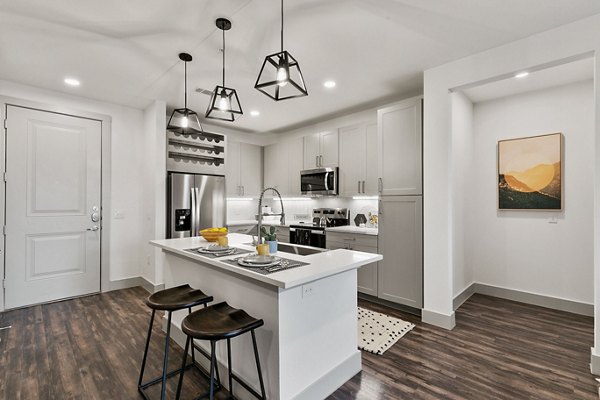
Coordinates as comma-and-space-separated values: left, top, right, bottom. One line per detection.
377, 196, 422, 308
228, 224, 258, 235
326, 232, 378, 296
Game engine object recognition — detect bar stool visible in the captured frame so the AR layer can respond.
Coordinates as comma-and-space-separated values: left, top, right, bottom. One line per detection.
138, 284, 216, 400
175, 302, 266, 400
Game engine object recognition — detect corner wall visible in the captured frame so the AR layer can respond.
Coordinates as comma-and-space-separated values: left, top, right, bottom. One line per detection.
0, 79, 145, 285
423, 12, 600, 351
465, 80, 594, 304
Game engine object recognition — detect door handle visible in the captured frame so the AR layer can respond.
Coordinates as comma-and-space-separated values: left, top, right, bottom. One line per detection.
194, 187, 201, 235
91, 212, 100, 222
190, 187, 196, 236
362, 180, 365, 194
87, 226, 99, 231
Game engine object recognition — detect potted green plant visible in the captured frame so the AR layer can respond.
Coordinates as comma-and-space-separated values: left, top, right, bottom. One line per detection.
261, 226, 278, 254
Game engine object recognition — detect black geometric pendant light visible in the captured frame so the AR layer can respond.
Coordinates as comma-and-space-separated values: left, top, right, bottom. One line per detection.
254, 0, 308, 101
205, 18, 243, 122
167, 53, 204, 134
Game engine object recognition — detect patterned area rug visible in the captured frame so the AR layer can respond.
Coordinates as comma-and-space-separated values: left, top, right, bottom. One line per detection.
358, 307, 415, 355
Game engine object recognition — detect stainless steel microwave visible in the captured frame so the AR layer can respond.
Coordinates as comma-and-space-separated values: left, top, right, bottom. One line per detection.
300, 167, 338, 195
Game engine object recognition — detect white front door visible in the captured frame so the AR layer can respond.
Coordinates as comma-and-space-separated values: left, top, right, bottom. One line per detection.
4, 105, 102, 309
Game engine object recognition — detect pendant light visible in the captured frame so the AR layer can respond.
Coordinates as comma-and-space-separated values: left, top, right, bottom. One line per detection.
206, 18, 243, 122
254, 0, 308, 101
167, 53, 204, 134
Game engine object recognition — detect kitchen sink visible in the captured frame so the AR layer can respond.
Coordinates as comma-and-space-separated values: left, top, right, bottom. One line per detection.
242, 242, 327, 256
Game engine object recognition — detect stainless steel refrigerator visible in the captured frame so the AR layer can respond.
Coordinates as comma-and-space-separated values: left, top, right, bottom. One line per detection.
167, 173, 226, 238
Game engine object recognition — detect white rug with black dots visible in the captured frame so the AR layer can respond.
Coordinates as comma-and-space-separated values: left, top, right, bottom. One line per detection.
357, 307, 415, 355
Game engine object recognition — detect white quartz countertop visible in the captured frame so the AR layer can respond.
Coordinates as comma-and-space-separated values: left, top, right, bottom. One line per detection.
150, 233, 382, 289
326, 226, 379, 235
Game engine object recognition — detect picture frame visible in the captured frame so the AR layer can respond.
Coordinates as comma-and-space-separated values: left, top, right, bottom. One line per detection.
497, 133, 563, 211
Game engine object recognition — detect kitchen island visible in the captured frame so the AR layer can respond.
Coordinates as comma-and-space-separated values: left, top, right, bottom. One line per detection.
150, 233, 382, 400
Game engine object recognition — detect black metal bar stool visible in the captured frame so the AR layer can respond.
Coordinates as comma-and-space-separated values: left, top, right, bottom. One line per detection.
138, 284, 217, 400
175, 302, 266, 400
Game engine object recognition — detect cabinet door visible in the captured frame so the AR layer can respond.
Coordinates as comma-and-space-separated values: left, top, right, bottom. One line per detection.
287, 137, 304, 196
240, 143, 263, 197
226, 141, 241, 196
303, 133, 320, 169
378, 97, 422, 195
354, 243, 378, 297
339, 124, 365, 197
377, 196, 422, 308
264, 142, 289, 195
364, 123, 379, 195
320, 130, 339, 167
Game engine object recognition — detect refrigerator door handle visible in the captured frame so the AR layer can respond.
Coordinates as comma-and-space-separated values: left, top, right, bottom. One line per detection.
194, 187, 201, 236
190, 187, 197, 236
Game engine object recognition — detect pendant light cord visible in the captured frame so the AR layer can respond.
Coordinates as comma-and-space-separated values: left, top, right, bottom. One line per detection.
222, 28, 226, 87
280, 0, 284, 52
184, 60, 187, 109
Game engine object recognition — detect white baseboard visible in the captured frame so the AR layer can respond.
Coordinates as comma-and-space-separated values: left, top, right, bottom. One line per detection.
453, 283, 476, 310
421, 309, 456, 330
139, 277, 165, 294
473, 283, 593, 317
590, 348, 600, 375
106, 276, 143, 291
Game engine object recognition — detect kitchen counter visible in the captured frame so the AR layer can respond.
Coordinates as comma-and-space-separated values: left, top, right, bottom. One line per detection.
326, 225, 379, 236
150, 233, 382, 400
226, 219, 311, 228
151, 233, 380, 289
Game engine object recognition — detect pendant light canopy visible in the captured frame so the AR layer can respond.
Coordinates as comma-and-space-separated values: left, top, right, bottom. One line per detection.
254, 0, 308, 101
167, 53, 204, 134
206, 18, 243, 122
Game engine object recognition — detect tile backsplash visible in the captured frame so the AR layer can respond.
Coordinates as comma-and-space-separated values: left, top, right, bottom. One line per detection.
227, 197, 378, 226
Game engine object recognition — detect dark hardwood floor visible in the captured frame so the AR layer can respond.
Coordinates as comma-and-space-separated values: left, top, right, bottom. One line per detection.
0, 287, 596, 399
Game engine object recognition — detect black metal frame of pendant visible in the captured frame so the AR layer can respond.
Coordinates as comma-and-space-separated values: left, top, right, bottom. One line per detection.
167, 52, 204, 135
254, 50, 307, 101
205, 18, 243, 122
205, 85, 243, 122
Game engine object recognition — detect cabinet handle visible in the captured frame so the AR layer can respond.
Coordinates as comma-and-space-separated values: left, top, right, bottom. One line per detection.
358, 180, 361, 193
362, 180, 365, 194
378, 177, 383, 193
343, 237, 356, 241
379, 199, 383, 216
316, 155, 319, 167
320, 155, 323, 166
242, 186, 245, 196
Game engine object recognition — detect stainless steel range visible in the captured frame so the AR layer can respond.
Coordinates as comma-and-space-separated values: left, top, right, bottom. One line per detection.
289, 208, 350, 248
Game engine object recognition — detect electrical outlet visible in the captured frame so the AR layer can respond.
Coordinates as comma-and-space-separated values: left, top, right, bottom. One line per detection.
114, 210, 125, 219
302, 284, 314, 298
548, 216, 558, 224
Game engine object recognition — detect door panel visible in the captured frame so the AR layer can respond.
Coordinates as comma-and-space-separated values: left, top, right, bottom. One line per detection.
365, 123, 379, 195
226, 141, 241, 196
320, 130, 338, 167
168, 173, 194, 238
338, 124, 365, 197
240, 143, 263, 197
303, 133, 320, 169
196, 175, 226, 232
5, 106, 102, 309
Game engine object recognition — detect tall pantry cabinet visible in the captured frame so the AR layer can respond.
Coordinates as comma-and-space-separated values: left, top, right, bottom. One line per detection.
377, 96, 423, 309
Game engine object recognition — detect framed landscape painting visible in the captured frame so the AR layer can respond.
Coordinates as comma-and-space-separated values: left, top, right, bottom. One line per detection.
497, 133, 562, 210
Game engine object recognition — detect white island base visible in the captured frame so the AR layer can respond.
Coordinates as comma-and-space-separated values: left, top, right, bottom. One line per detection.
152, 235, 382, 400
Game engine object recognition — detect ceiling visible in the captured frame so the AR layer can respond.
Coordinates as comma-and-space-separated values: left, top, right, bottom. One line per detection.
463, 57, 594, 103
1, 1, 600, 133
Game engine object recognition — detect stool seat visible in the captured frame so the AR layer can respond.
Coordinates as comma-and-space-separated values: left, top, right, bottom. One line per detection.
145, 284, 213, 311
182, 302, 264, 340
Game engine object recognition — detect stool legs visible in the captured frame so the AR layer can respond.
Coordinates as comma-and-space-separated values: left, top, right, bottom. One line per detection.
209, 341, 217, 400
227, 339, 233, 397
138, 309, 156, 388
175, 336, 191, 400
251, 330, 266, 400
160, 311, 173, 400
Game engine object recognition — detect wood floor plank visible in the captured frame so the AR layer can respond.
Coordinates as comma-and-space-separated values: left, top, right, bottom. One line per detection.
0, 289, 596, 399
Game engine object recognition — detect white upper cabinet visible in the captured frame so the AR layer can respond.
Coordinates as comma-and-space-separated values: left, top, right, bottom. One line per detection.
303, 130, 338, 169
377, 97, 422, 196
264, 141, 289, 195
338, 123, 379, 196
287, 137, 304, 196
227, 141, 263, 197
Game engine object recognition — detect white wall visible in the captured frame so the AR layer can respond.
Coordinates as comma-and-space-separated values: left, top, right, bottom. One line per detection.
422, 12, 600, 363
451, 92, 474, 296
465, 80, 594, 303
0, 79, 145, 283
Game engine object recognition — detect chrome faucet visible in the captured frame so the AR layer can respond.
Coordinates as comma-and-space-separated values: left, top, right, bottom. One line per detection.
257, 187, 286, 245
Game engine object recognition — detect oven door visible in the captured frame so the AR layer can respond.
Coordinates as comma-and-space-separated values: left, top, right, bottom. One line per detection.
290, 227, 327, 249
300, 167, 338, 195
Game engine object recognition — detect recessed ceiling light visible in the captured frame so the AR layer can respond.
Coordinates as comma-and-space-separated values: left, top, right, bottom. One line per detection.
514, 72, 529, 79
250, 110, 260, 117
324, 80, 336, 88
64, 78, 80, 87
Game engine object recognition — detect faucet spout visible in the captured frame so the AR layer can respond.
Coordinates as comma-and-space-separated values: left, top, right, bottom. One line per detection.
257, 187, 286, 245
